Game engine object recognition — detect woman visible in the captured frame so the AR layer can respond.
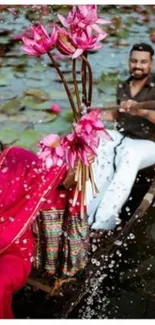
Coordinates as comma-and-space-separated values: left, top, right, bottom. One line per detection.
0, 143, 89, 318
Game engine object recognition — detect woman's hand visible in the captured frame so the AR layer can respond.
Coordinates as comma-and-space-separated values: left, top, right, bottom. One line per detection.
62, 168, 76, 189
86, 152, 95, 165
62, 153, 95, 189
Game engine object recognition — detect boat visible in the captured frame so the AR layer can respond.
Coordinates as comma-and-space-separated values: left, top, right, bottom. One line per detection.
25, 164, 155, 318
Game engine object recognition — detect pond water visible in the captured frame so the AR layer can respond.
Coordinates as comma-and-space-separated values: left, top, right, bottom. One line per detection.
1, 5, 155, 149
1, 4, 155, 319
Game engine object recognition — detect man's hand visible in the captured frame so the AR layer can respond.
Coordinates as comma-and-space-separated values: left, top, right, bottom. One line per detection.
119, 99, 149, 119
119, 100, 139, 115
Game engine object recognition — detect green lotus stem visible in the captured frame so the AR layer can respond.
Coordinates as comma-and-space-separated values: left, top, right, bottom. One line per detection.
48, 52, 78, 122
82, 54, 93, 107
81, 51, 87, 105
72, 59, 81, 118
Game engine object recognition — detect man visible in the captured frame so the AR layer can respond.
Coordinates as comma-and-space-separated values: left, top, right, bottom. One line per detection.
87, 43, 155, 230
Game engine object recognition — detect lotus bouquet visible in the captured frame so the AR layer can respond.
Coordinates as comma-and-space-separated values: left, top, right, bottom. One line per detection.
22, 5, 111, 215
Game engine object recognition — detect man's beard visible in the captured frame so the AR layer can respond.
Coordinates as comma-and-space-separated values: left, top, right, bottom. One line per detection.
130, 70, 150, 80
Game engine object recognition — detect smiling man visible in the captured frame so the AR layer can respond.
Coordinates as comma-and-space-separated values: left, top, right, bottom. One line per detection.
117, 43, 155, 137
129, 43, 153, 80
87, 43, 155, 231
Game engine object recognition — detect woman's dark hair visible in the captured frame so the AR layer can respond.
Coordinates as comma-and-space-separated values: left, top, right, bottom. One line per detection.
130, 43, 154, 58
0, 141, 5, 152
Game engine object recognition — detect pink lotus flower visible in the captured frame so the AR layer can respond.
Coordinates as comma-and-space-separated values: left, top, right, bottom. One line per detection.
61, 129, 98, 168
58, 5, 110, 34
61, 110, 112, 168
50, 103, 61, 114
61, 132, 78, 168
77, 109, 112, 141
70, 26, 107, 58
77, 5, 111, 33
37, 134, 64, 169
56, 27, 76, 56
75, 110, 112, 154
22, 24, 57, 56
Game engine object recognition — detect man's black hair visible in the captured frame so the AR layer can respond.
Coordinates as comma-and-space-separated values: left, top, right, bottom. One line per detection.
130, 43, 154, 58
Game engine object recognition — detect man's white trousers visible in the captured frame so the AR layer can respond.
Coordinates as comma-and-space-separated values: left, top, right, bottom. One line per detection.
86, 130, 155, 230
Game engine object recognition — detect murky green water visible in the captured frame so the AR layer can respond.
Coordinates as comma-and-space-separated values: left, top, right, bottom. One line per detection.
1, 5, 154, 149
1, 4, 155, 319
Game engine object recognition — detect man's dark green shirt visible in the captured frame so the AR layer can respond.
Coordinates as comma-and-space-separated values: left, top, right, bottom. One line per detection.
116, 74, 155, 140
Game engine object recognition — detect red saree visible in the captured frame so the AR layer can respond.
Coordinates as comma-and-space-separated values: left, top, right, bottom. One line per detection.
0, 146, 89, 318
0, 146, 67, 318
0, 146, 67, 254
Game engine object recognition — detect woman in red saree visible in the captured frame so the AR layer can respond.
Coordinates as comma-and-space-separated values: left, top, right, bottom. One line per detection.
0, 144, 89, 318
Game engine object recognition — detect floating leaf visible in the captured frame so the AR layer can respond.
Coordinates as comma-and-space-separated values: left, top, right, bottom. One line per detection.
24, 110, 57, 123
22, 95, 52, 110
61, 110, 74, 123
0, 73, 11, 86
0, 128, 19, 144
117, 29, 130, 39
34, 117, 71, 135
12, 64, 26, 73
49, 90, 69, 101
0, 98, 24, 115
33, 63, 46, 72
14, 129, 42, 151
7, 110, 57, 124
24, 88, 51, 102
0, 120, 32, 132
97, 72, 120, 94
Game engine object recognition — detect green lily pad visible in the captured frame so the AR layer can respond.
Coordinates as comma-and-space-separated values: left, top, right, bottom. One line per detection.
12, 64, 26, 73
0, 128, 19, 145
49, 90, 69, 101
100, 71, 120, 82
33, 63, 46, 72
97, 72, 120, 93
22, 95, 52, 110
24, 110, 57, 123
14, 129, 42, 151
117, 29, 130, 39
34, 117, 71, 136
0, 120, 32, 132
0, 73, 11, 86
61, 110, 74, 123
24, 88, 51, 102
0, 90, 19, 101
7, 110, 57, 124
0, 98, 24, 115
